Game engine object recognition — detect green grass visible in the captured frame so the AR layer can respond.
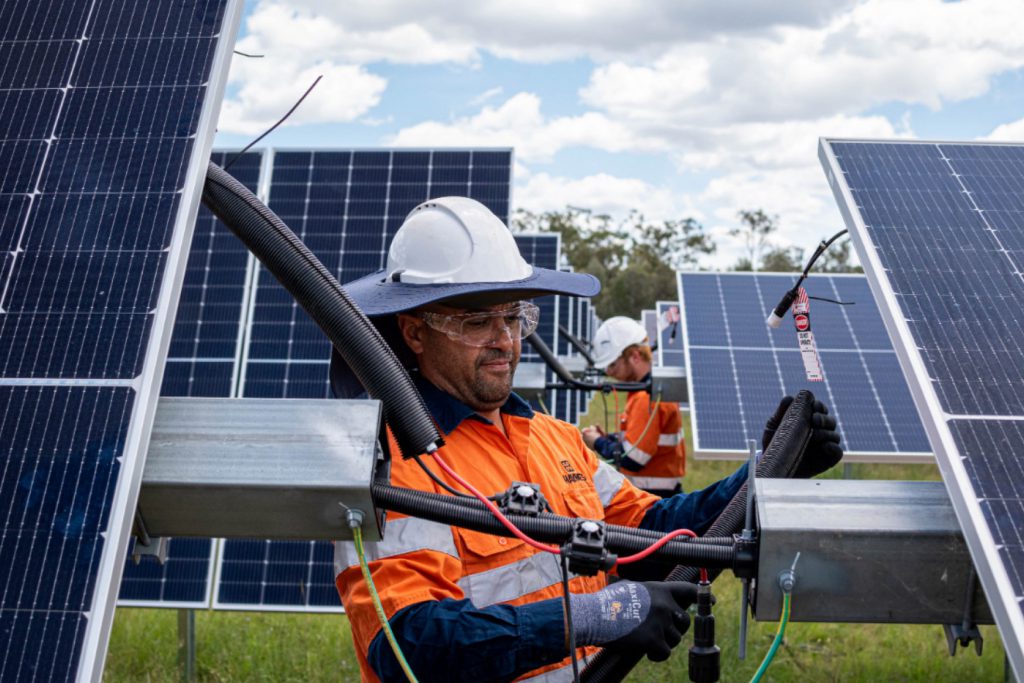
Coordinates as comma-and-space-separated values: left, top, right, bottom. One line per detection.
105, 407, 1007, 682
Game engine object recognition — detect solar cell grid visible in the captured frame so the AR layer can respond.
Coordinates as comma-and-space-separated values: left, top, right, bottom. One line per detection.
215, 148, 513, 611
679, 272, 930, 460
821, 138, 1024, 677
0, 0, 239, 678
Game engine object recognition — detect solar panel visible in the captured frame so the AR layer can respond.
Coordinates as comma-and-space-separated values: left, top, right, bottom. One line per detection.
679, 272, 931, 461
214, 148, 513, 611
657, 300, 685, 368
0, 1, 240, 678
820, 138, 1024, 677
512, 233, 562, 417
117, 150, 265, 609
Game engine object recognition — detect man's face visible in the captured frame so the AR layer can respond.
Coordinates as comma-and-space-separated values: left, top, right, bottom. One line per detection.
397, 302, 522, 412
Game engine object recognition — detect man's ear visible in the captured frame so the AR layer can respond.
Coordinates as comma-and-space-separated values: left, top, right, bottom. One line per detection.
396, 313, 427, 354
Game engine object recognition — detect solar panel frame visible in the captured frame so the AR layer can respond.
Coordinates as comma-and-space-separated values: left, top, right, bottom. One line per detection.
820, 137, 1024, 678
0, 1, 242, 678
678, 271, 931, 463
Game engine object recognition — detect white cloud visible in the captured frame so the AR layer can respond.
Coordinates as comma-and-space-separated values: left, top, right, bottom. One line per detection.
387, 92, 644, 162
515, 171, 696, 223
984, 117, 1024, 142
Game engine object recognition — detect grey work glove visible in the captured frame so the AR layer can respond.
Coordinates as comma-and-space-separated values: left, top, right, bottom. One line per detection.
569, 581, 697, 662
762, 395, 844, 478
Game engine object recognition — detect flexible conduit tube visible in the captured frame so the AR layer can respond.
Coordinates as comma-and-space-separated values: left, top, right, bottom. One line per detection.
202, 162, 442, 458
370, 483, 739, 569
525, 332, 647, 392
581, 390, 816, 683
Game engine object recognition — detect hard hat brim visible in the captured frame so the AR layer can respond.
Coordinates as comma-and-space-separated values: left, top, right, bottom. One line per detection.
329, 266, 600, 398
341, 266, 600, 317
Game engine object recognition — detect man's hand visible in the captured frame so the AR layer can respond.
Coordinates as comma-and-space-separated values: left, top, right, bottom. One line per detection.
569, 581, 697, 662
762, 395, 844, 478
581, 424, 606, 450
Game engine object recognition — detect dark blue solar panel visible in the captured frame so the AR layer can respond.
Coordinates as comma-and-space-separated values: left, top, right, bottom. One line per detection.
216, 148, 512, 611
0, 1, 235, 678
822, 139, 1024, 674
680, 273, 930, 459
119, 151, 263, 608
512, 234, 561, 415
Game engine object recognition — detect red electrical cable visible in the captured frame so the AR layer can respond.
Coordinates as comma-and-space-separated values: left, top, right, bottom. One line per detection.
429, 451, 711, 580
430, 452, 560, 555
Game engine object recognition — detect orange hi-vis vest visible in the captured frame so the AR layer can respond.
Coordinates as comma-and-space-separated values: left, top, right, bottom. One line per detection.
335, 391, 659, 682
619, 390, 686, 491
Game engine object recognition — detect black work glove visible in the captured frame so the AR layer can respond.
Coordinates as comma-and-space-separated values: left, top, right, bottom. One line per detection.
762, 395, 844, 478
570, 581, 697, 662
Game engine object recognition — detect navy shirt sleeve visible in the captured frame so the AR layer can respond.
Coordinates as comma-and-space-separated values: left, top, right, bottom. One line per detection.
368, 597, 566, 682
593, 434, 623, 461
639, 462, 749, 536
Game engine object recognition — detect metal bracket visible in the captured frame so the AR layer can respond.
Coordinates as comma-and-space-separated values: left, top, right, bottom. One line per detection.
944, 567, 983, 657
130, 509, 168, 564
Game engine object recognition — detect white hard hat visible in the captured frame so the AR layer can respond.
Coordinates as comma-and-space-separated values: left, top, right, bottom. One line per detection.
342, 196, 599, 317
590, 316, 649, 370
386, 197, 533, 284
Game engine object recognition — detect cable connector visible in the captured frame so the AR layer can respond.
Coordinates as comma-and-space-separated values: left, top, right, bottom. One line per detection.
561, 519, 615, 576
497, 482, 551, 516
688, 580, 720, 682
346, 508, 365, 529
766, 288, 798, 328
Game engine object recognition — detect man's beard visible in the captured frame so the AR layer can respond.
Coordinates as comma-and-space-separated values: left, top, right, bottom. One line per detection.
470, 349, 517, 406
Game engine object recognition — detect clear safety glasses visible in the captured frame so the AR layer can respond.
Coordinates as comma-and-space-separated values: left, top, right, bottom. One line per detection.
420, 301, 541, 347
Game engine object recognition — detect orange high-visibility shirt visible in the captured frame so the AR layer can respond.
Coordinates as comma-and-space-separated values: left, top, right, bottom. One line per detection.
618, 389, 686, 491
335, 383, 659, 682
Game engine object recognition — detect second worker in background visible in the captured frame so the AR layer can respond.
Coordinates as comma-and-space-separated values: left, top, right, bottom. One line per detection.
582, 317, 686, 497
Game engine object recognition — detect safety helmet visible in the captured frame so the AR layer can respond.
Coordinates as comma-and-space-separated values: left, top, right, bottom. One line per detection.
342, 196, 599, 317
386, 197, 533, 284
590, 316, 649, 370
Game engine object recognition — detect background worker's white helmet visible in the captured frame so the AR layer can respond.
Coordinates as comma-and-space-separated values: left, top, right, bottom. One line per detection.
590, 316, 649, 370
386, 197, 533, 284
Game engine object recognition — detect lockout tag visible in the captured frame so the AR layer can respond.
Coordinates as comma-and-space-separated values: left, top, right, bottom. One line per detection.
792, 287, 823, 381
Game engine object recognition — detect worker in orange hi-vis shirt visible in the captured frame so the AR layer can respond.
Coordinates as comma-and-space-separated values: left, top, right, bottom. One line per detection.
582, 317, 686, 498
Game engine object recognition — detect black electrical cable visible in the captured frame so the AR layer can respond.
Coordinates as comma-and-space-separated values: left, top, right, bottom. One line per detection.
558, 322, 596, 366
765, 229, 849, 326
562, 552, 581, 683
412, 455, 502, 501
526, 332, 647, 392
223, 75, 322, 171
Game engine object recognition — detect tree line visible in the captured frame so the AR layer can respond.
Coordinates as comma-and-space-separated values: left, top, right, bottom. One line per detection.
512, 207, 860, 319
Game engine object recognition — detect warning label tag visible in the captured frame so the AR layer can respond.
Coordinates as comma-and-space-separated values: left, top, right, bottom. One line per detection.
792, 287, 823, 382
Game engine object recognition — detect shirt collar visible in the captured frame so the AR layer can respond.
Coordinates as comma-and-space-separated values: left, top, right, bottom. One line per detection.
412, 371, 534, 435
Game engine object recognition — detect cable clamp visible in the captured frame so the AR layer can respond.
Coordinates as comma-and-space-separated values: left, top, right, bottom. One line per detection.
561, 519, 616, 576
497, 481, 551, 516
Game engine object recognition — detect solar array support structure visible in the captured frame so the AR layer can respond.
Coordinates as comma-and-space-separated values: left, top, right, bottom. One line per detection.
0, 1, 242, 680
820, 137, 1024, 680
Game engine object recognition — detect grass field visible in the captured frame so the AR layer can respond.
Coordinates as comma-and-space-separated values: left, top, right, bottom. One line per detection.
105, 407, 1008, 682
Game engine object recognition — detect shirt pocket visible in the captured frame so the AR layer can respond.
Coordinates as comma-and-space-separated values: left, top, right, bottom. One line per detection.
561, 487, 604, 521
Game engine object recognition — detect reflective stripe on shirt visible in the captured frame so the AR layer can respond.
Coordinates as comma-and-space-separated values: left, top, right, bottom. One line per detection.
658, 432, 681, 447
625, 474, 680, 491
519, 661, 574, 682
457, 551, 579, 608
334, 516, 458, 575
592, 460, 626, 506
621, 439, 654, 466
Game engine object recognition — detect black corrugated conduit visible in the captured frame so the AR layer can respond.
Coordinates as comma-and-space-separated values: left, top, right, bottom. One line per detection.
370, 483, 742, 570
525, 332, 647, 392
581, 390, 816, 683
202, 161, 442, 458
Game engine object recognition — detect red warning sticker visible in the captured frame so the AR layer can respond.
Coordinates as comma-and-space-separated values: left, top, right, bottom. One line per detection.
794, 313, 810, 331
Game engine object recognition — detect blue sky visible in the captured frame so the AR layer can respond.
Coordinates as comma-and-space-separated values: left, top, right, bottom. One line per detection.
214, 0, 1024, 267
